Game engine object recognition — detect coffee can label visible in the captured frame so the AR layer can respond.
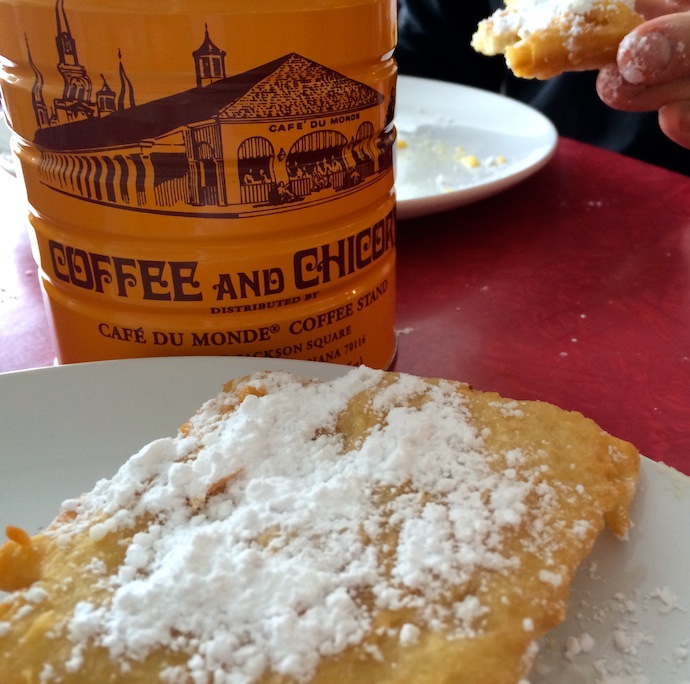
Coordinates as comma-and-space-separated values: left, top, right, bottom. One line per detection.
0, 0, 397, 367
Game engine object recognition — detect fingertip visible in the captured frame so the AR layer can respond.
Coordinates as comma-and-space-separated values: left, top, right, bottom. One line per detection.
617, 30, 674, 85
596, 65, 626, 104
658, 100, 690, 149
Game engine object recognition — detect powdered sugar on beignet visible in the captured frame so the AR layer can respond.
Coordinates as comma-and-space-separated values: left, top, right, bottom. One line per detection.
472, 0, 644, 79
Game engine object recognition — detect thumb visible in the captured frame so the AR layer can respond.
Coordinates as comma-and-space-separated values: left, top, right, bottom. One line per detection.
658, 100, 690, 147
616, 13, 690, 85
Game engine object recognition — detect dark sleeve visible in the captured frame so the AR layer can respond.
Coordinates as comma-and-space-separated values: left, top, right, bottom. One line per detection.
396, 0, 504, 91
506, 72, 689, 175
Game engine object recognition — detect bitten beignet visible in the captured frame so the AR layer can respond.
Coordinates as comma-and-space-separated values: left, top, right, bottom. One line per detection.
0, 367, 639, 683
472, 0, 644, 79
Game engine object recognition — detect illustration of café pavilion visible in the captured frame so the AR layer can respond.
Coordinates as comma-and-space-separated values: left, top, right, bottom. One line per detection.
26, 0, 395, 217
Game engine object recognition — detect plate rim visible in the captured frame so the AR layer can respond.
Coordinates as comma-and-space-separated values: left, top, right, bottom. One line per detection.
395, 74, 558, 220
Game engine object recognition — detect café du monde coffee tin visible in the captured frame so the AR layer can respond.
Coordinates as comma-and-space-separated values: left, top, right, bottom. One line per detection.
0, 0, 397, 367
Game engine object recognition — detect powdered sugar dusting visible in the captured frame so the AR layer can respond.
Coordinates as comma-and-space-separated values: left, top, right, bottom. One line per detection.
493, 0, 636, 36
532, 556, 690, 682
33, 366, 566, 683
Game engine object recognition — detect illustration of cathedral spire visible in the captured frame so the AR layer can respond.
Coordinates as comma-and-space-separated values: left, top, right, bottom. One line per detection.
26, 36, 50, 129
117, 50, 135, 110
193, 24, 227, 88
54, 0, 78, 67
53, 0, 93, 122
96, 74, 116, 116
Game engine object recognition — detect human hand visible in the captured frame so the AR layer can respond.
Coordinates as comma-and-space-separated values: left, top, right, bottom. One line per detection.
596, 0, 690, 149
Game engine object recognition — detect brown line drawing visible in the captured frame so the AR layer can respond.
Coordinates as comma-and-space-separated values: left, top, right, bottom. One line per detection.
25, 2, 395, 218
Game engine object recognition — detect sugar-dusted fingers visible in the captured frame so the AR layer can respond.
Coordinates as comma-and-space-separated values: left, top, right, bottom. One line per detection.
597, 12, 690, 105
598, 64, 690, 146
597, 62, 690, 110
596, 12, 690, 148
619, 12, 690, 85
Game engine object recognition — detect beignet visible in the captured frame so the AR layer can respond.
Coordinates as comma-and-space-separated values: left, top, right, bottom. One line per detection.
0, 367, 639, 683
472, 0, 644, 79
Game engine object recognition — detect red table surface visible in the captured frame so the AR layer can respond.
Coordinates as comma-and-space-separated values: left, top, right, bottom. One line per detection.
1, 137, 689, 474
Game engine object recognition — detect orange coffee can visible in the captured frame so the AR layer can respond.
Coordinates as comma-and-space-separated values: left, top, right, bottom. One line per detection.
0, 0, 397, 367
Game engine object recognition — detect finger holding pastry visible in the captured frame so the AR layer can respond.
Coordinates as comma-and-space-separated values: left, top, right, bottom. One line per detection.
635, 0, 690, 20
596, 10, 690, 148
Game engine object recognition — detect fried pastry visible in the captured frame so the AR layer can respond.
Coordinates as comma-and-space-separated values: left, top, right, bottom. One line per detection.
472, 0, 644, 79
0, 367, 639, 684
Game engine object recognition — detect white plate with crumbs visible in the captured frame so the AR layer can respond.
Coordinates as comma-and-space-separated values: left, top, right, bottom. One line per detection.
395, 75, 558, 220
1, 357, 689, 683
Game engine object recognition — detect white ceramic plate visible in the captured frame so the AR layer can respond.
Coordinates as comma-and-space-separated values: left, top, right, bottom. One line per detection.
1, 357, 688, 681
395, 75, 558, 220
